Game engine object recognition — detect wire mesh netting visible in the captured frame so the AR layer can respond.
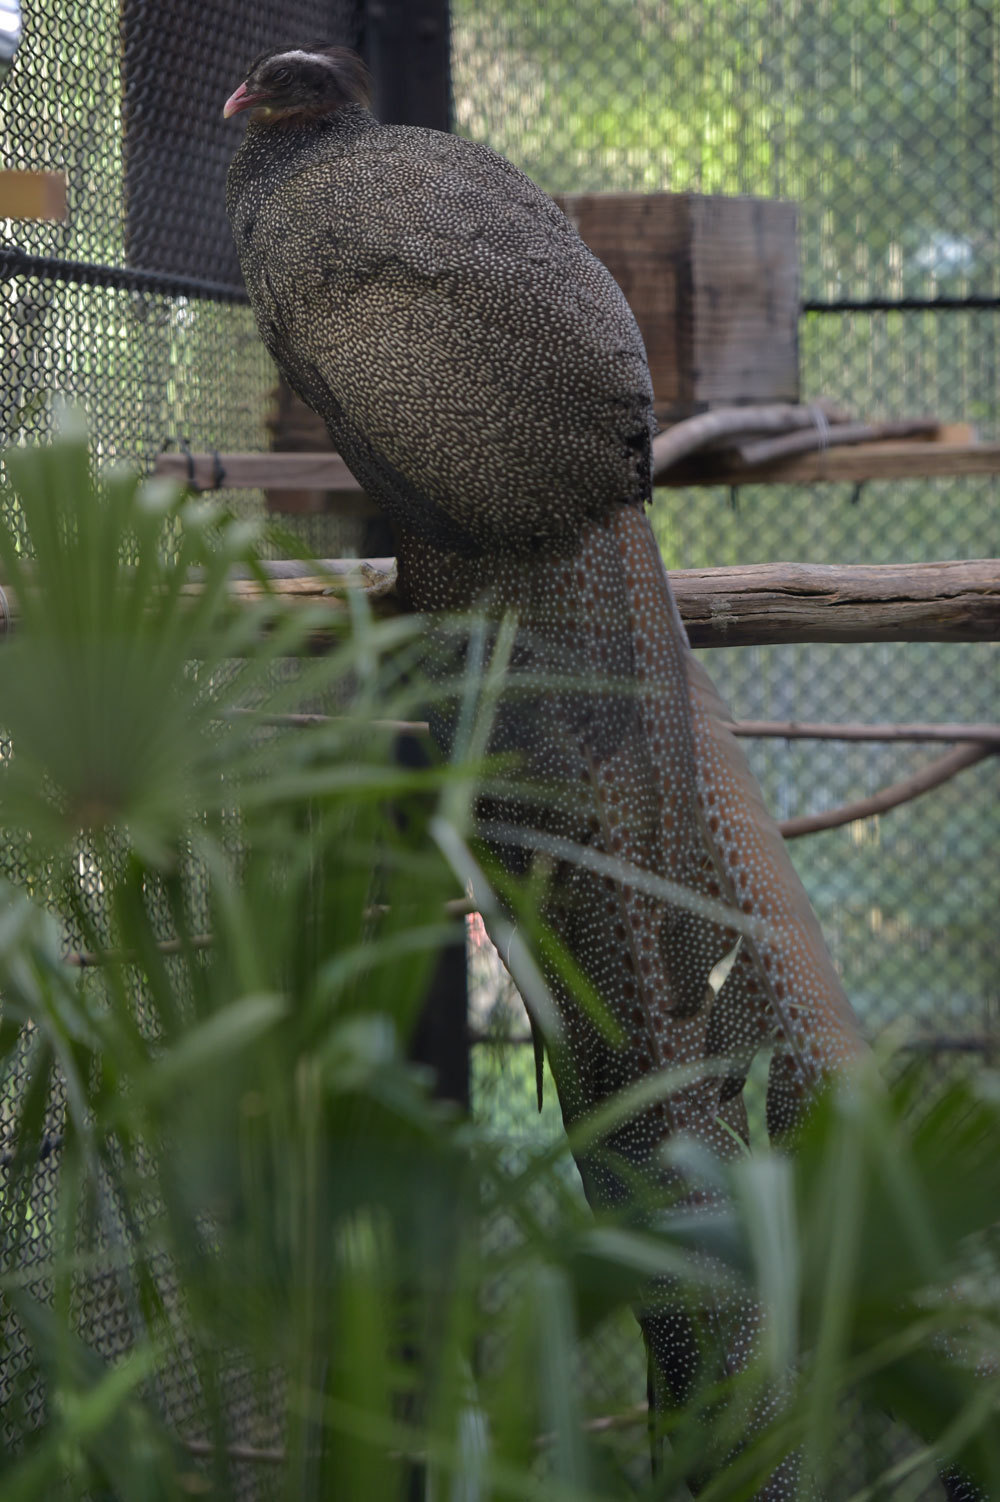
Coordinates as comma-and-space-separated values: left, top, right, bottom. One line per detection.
453, 0, 999, 1099
0, 0, 996, 1494
452, 0, 1000, 306
0, 3, 361, 1494
0, 0, 362, 471
453, 2, 1000, 1480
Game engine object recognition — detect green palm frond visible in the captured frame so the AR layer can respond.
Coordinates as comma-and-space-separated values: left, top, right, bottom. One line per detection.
0, 434, 996, 1500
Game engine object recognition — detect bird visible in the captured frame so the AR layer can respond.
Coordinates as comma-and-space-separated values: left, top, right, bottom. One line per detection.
224, 43, 868, 1488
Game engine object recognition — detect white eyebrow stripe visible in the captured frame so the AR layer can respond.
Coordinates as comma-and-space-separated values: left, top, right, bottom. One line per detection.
269, 49, 338, 71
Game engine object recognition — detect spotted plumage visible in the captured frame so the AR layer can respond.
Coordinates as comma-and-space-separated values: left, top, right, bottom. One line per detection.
225, 45, 867, 1490
226, 48, 653, 557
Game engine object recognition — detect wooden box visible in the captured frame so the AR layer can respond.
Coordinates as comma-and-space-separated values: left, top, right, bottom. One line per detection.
554, 192, 800, 422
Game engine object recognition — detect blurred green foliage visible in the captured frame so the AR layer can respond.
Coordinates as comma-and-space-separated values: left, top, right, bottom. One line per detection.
0, 434, 995, 1499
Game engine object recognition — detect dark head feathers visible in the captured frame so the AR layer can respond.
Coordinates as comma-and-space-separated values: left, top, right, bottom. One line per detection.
223, 45, 372, 123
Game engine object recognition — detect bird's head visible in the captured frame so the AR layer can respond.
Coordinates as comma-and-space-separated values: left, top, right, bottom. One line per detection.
223, 45, 372, 124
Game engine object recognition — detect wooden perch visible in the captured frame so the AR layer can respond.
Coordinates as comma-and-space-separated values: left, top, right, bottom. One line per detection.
188, 557, 1000, 647
153, 424, 1000, 498
208, 556, 1000, 647
731, 720, 1000, 744
731, 417, 941, 469
2, 558, 995, 648
662, 433, 1000, 486
648, 404, 943, 474
780, 742, 995, 839
228, 711, 1000, 748
650, 402, 853, 472
668, 558, 999, 646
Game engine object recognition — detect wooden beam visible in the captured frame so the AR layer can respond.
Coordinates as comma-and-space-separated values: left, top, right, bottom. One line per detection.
154, 451, 375, 510
5, 559, 993, 648
153, 437, 1000, 500
669, 558, 999, 646
662, 438, 1000, 487
203, 557, 1000, 648
0, 170, 67, 221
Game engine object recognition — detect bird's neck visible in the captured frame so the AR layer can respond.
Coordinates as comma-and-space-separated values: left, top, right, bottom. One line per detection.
229, 104, 380, 210
245, 102, 378, 154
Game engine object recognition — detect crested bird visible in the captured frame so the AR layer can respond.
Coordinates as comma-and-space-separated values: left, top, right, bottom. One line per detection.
224, 44, 868, 1489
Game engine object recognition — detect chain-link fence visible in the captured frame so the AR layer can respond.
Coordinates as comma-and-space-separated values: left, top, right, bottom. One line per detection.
455, 0, 999, 1115
0, 0, 997, 1493
0, 5, 361, 1494
454, 1, 1000, 1471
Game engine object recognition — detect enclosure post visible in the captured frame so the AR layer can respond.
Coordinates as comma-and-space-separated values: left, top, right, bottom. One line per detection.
362, 0, 452, 132
357, 1, 468, 1116
394, 728, 470, 1113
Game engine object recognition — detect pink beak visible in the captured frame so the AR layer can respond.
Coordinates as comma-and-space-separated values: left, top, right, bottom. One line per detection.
223, 82, 266, 119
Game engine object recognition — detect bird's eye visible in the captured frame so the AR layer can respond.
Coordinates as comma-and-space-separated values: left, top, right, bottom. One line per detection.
270, 66, 293, 87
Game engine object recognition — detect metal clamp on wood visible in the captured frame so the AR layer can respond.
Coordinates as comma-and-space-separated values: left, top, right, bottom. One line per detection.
172, 438, 227, 493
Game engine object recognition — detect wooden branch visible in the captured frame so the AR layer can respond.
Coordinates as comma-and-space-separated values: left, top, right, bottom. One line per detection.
901, 1034, 1000, 1054
228, 710, 1000, 747
650, 402, 852, 475
220, 711, 1000, 840
223, 707, 425, 733
215, 712, 1000, 843
477, 1031, 1000, 1054
181, 1437, 285, 1465
217, 557, 1000, 647
780, 742, 995, 839
733, 417, 940, 468
668, 558, 999, 646
5, 559, 993, 648
732, 720, 1000, 744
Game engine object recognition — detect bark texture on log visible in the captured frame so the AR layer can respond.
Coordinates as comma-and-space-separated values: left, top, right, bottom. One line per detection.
241, 557, 1000, 648
2, 559, 995, 648
668, 558, 999, 646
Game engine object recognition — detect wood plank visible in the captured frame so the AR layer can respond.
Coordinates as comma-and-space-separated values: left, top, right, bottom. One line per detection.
154, 450, 376, 512
0, 170, 68, 221
154, 439, 1000, 500
553, 192, 799, 420
662, 438, 1000, 486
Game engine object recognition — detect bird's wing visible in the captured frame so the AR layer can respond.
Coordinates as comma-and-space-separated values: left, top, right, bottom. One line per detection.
247, 141, 652, 551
